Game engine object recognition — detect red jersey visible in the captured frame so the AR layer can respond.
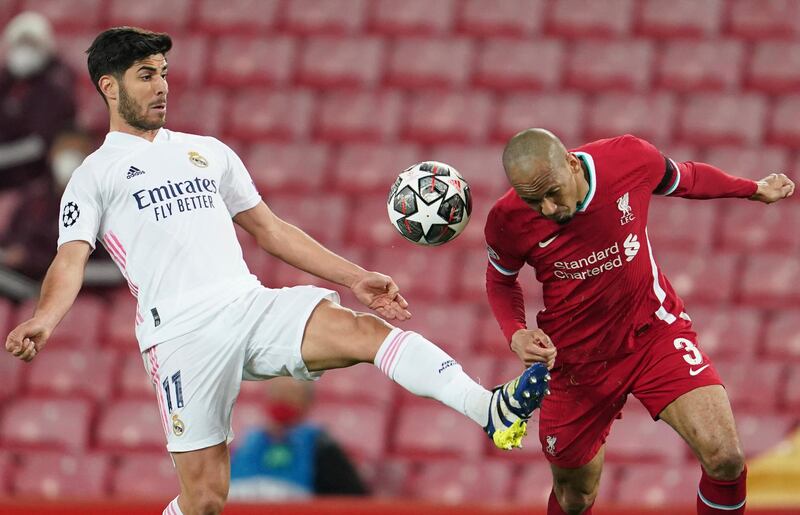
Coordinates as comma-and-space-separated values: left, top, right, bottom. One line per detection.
485, 135, 757, 364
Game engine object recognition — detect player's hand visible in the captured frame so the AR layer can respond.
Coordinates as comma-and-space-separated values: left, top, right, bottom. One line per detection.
351, 271, 411, 321
5, 318, 51, 362
750, 173, 795, 204
511, 328, 556, 369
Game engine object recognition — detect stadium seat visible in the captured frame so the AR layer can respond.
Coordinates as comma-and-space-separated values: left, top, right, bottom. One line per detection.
398, 301, 479, 357
714, 360, 785, 411
586, 93, 676, 145
96, 399, 167, 451
27, 349, 117, 401
515, 461, 621, 505
456, 0, 544, 37
316, 363, 395, 405
428, 144, 507, 202
656, 250, 739, 305
117, 351, 153, 399
386, 38, 473, 89
636, 0, 722, 38
565, 41, 654, 91
657, 40, 744, 91
719, 201, 800, 252
166, 89, 226, 139
108, 0, 191, 31
768, 95, 800, 147
284, 0, 367, 34
333, 143, 421, 196
647, 198, 717, 252
0, 355, 22, 402
209, 36, 295, 87
316, 91, 403, 143
615, 462, 699, 507
685, 306, 762, 360
369, 0, 456, 35
403, 92, 493, 144
367, 246, 459, 299
703, 146, 790, 181
264, 193, 347, 246
21, 294, 105, 348
0, 450, 9, 495
111, 452, 180, 499
678, 93, 767, 146
546, 0, 634, 38
245, 142, 330, 194
764, 309, 800, 361
13, 451, 109, 499
229, 399, 269, 444
493, 93, 586, 148
749, 42, 800, 93
1, 398, 92, 450
473, 39, 563, 92
299, 37, 385, 88
736, 413, 797, 458
22, 0, 103, 31
408, 460, 513, 503
309, 402, 389, 461
455, 250, 493, 301
393, 404, 485, 459
161, 34, 208, 87
740, 253, 800, 308
784, 366, 800, 409
605, 402, 687, 463
228, 90, 315, 141
727, 0, 800, 39
343, 193, 411, 248
195, 0, 280, 34
105, 292, 139, 350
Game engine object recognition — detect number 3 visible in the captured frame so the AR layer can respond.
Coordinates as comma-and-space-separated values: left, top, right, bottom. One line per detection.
673, 337, 702, 366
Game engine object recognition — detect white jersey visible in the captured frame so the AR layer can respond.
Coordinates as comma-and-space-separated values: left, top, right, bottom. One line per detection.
58, 129, 262, 351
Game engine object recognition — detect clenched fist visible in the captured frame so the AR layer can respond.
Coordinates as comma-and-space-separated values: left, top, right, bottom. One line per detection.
750, 173, 794, 204
511, 328, 556, 369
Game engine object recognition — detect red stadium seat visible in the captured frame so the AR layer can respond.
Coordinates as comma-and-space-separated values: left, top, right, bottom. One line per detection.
299, 37, 385, 89
162, 34, 209, 87
284, 0, 367, 35
769, 95, 800, 147
764, 309, 800, 361
686, 306, 762, 361
515, 461, 621, 505
547, 0, 634, 38
228, 90, 315, 141
118, 351, 153, 399
678, 93, 767, 146
166, 89, 226, 138
0, 356, 22, 402
209, 36, 295, 87
316, 91, 403, 143
457, 0, 544, 37
0, 450, 9, 495
367, 247, 459, 300
195, 0, 280, 34
403, 92, 493, 144
636, 0, 722, 38
263, 193, 347, 246
719, 201, 800, 252
399, 301, 479, 358
108, 0, 191, 31
785, 367, 800, 409
408, 460, 513, 503
740, 253, 800, 308
565, 41, 654, 91
105, 292, 138, 350
111, 452, 180, 499
656, 251, 739, 306
19, 294, 104, 348
748, 42, 800, 93
473, 39, 564, 92
456, 250, 493, 301
587, 93, 676, 145
13, 451, 109, 499
309, 402, 389, 461
1, 398, 92, 450
316, 363, 395, 405
657, 40, 744, 92
22, 0, 103, 31
333, 143, 421, 195
245, 142, 331, 194
605, 402, 686, 463
386, 38, 473, 89
714, 360, 785, 411
428, 144, 507, 199
493, 93, 586, 148
703, 146, 790, 181
393, 404, 485, 459
343, 192, 412, 248
96, 399, 167, 451
646, 197, 718, 252
27, 349, 117, 401
736, 413, 797, 458
615, 463, 699, 507
369, 0, 456, 35
727, 0, 800, 39
229, 399, 269, 444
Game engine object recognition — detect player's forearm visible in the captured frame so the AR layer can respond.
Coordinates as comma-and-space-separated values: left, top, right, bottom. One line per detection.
33, 256, 86, 330
664, 160, 758, 199
486, 264, 527, 342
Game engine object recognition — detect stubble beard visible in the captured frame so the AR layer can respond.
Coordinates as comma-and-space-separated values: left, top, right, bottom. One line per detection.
118, 84, 166, 132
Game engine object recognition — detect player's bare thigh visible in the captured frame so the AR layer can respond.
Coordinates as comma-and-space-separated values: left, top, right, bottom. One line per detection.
301, 299, 393, 371
171, 441, 230, 514
658, 384, 745, 479
551, 445, 605, 514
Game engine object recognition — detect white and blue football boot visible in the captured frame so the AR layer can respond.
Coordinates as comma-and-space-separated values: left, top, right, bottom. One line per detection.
484, 362, 551, 450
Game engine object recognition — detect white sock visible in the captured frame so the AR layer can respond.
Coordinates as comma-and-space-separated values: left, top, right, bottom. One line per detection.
163, 496, 183, 515
375, 328, 491, 426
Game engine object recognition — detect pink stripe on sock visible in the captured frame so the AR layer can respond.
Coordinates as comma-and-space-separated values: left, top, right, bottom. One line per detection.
382, 331, 412, 376
378, 330, 403, 374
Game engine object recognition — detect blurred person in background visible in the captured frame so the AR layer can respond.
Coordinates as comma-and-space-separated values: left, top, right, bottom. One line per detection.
0, 11, 76, 191
229, 377, 368, 500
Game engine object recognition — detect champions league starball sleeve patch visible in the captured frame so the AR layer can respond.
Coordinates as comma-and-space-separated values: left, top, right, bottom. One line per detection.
62, 201, 80, 227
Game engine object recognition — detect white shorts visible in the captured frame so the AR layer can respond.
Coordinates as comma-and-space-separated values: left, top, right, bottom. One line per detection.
141, 285, 339, 452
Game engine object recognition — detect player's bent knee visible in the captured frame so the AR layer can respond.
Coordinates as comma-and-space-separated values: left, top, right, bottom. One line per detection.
703, 446, 746, 480
183, 490, 226, 515
553, 479, 599, 515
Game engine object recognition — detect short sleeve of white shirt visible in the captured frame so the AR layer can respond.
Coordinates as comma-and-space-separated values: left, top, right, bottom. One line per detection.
57, 166, 102, 249
216, 139, 261, 217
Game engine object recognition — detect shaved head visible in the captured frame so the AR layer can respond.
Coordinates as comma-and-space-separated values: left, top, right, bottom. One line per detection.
502, 128, 567, 181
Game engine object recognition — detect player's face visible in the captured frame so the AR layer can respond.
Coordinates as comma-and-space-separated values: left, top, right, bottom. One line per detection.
117, 54, 168, 132
512, 153, 584, 225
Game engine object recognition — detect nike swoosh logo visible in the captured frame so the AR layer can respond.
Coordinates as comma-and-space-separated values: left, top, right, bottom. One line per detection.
538, 235, 558, 248
689, 364, 710, 376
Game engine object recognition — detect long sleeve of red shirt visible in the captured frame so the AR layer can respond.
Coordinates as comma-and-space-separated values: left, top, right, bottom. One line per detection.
653, 157, 758, 200
485, 261, 527, 344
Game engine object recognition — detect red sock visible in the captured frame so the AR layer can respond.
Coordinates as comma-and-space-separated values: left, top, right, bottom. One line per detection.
697, 466, 747, 515
548, 490, 593, 515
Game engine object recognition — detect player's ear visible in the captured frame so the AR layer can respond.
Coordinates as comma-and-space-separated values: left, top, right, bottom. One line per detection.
566, 152, 581, 175
99, 74, 118, 103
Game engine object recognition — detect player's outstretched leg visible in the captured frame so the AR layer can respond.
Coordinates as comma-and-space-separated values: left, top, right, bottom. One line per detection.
300, 300, 549, 450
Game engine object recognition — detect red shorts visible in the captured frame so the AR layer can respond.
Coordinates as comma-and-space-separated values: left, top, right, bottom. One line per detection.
537, 319, 723, 468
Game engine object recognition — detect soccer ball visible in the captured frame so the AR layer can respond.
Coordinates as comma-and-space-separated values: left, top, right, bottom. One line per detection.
387, 161, 472, 246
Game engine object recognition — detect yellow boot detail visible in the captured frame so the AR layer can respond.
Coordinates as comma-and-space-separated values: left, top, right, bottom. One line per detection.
492, 419, 528, 450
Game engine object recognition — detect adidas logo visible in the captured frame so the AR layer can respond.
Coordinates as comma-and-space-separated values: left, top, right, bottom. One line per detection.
126, 166, 146, 179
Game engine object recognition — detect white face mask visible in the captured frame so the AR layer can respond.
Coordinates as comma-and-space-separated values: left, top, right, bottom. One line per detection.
6, 44, 48, 78
52, 150, 85, 188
